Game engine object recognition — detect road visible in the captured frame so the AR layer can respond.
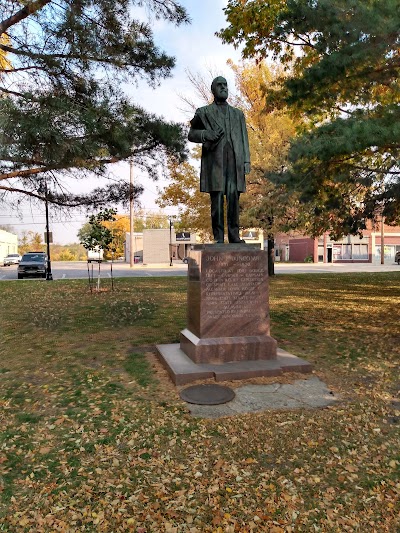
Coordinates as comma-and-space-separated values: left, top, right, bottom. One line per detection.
0, 261, 188, 281
0, 260, 399, 281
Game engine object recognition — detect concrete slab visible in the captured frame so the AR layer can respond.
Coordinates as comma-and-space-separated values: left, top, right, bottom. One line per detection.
185, 376, 339, 418
155, 344, 214, 384
156, 344, 312, 385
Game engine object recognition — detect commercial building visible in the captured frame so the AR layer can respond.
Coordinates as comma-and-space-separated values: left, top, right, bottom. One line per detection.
0, 229, 18, 264
124, 232, 144, 263
276, 222, 400, 264
124, 228, 264, 264
124, 229, 197, 264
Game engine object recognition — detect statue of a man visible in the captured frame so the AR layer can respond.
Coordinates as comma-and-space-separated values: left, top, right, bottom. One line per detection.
188, 76, 251, 243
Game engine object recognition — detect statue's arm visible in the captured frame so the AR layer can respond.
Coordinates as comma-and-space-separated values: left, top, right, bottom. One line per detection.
188, 127, 205, 144
188, 109, 223, 145
240, 111, 251, 173
188, 112, 206, 143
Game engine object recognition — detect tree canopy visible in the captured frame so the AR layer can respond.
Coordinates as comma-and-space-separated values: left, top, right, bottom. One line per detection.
219, 0, 400, 237
158, 157, 213, 241
78, 209, 170, 257
18, 229, 45, 254
0, 0, 189, 210
227, 61, 300, 236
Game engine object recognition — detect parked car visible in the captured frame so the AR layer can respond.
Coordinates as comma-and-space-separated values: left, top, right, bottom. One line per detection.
17, 252, 48, 279
395, 251, 400, 265
3, 253, 22, 266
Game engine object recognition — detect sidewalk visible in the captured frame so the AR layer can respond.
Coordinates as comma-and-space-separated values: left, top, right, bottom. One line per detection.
274, 262, 400, 274
123, 260, 400, 273
182, 375, 339, 419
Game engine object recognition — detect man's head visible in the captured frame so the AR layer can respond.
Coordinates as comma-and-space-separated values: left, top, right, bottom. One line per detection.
211, 76, 228, 103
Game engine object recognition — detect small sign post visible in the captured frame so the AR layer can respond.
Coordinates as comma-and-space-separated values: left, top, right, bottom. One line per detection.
44, 232, 53, 244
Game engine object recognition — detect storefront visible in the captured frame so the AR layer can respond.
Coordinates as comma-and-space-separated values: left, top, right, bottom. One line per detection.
288, 223, 400, 264
316, 236, 370, 263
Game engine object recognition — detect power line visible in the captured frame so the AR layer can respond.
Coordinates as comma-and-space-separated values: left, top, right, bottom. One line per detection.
0, 219, 87, 225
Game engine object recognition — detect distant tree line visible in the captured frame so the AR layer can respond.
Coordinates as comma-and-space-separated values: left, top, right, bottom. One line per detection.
17, 230, 87, 260
78, 210, 169, 259
8, 210, 170, 261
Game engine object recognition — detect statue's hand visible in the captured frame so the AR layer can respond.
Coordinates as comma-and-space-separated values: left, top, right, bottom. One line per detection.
244, 162, 251, 174
203, 127, 224, 142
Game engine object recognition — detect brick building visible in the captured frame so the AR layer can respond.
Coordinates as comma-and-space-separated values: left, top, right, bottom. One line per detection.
279, 221, 400, 264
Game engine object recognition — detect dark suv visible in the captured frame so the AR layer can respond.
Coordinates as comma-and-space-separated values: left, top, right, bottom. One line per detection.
17, 252, 48, 279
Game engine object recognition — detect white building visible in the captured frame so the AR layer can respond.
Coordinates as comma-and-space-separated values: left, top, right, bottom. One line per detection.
0, 229, 18, 264
125, 228, 264, 264
125, 229, 197, 264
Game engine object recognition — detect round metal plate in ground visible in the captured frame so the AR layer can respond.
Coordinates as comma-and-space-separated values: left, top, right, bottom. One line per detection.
180, 384, 235, 405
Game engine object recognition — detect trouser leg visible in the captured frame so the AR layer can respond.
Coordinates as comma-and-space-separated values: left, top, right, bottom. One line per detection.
210, 191, 224, 242
224, 142, 241, 243
226, 179, 241, 243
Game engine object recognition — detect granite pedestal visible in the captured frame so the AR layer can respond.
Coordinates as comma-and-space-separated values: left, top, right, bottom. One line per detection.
156, 244, 312, 384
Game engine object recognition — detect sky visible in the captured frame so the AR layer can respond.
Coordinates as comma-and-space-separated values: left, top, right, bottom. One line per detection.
0, 0, 243, 245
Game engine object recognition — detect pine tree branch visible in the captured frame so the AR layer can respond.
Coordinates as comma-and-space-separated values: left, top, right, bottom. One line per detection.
0, 156, 126, 181
0, 87, 26, 98
294, 33, 317, 50
341, 163, 400, 175
0, 0, 51, 34
0, 183, 98, 207
0, 65, 48, 73
0, 184, 48, 202
0, 42, 166, 72
0, 167, 50, 180
336, 106, 354, 116
276, 36, 317, 50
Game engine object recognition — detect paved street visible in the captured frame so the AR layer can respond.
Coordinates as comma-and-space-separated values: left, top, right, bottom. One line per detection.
0, 261, 189, 281
0, 259, 398, 281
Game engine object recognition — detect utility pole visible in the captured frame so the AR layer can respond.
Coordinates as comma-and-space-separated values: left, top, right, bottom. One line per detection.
129, 160, 134, 267
169, 217, 174, 266
44, 181, 53, 280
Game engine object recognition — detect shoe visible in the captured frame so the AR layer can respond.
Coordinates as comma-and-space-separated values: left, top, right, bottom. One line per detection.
229, 238, 245, 244
215, 240, 224, 244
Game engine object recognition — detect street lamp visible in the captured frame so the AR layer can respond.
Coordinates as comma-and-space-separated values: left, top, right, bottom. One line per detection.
380, 213, 385, 265
169, 217, 174, 266
129, 159, 135, 267
39, 180, 53, 280
44, 190, 53, 280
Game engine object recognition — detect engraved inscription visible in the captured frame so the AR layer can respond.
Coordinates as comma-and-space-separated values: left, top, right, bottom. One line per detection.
203, 254, 266, 320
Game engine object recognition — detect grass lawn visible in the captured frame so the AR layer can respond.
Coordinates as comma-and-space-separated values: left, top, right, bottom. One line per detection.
0, 273, 399, 532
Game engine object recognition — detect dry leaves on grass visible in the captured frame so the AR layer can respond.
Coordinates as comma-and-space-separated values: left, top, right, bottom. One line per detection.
1, 365, 399, 531
1, 274, 399, 530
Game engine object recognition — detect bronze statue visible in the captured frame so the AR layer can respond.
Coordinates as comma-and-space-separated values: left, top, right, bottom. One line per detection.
188, 76, 251, 243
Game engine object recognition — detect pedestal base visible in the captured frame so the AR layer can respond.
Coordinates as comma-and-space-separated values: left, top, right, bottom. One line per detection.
180, 328, 277, 364
156, 344, 313, 385
158, 245, 312, 385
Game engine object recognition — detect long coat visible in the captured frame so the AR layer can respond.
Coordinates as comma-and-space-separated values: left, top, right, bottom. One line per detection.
188, 103, 250, 193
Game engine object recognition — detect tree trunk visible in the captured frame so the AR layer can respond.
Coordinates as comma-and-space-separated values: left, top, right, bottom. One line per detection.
267, 236, 275, 276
